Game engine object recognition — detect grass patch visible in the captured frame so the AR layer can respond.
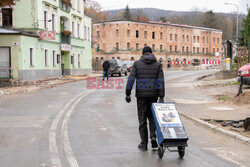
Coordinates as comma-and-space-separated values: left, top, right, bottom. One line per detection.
232, 81, 239, 85
217, 95, 232, 101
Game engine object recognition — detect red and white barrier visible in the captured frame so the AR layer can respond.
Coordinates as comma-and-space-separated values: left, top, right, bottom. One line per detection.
203, 61, 220, 65
170, 61, 191, 65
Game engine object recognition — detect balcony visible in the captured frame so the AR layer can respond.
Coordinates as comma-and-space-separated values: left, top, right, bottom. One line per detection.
60, 33, 71, 44
59, 0, 71, 13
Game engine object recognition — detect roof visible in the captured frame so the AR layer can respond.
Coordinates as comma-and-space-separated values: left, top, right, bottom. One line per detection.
0, 28, 40, 37
93, 19, 222, 33
0, 28, 20, 34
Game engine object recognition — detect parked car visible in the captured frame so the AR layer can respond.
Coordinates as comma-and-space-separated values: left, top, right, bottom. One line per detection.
192, 59, 200, 66
108, 59, 128, 77
238, 64, 250, 85
123, 61, 134, 72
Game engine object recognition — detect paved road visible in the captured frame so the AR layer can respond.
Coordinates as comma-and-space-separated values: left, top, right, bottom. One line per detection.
0, 70, 249, 167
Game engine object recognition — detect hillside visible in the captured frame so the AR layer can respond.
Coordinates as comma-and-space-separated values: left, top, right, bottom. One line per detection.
107, 8, 244, 22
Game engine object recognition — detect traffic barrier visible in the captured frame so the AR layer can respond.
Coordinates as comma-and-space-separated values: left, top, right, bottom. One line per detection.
170, 61, 191, 65
203, 61, 220, 64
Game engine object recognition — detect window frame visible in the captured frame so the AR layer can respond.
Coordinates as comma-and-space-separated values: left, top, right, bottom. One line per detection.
29, 47, 35, 67
45, 49, 49, 67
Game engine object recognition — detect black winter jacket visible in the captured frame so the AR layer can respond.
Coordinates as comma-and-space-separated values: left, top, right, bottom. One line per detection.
102, 61, 110, 71
126, 52, 165, 97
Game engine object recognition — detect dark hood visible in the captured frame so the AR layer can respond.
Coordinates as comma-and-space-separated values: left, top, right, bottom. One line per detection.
140, 52, 157, 64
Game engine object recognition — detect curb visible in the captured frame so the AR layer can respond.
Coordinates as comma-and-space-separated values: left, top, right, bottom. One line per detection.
180, 113, 250, 144
0, 78, 87, 97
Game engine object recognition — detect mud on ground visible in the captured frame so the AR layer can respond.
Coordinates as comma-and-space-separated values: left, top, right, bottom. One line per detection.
198, 73, 250, 107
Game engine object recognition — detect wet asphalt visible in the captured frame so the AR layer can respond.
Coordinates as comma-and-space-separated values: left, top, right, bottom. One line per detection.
0, 70, 249, 167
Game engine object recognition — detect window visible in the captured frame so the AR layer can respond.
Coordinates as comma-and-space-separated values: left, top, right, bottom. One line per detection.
53, 50, 56, 66
30, 48, 34, 66
202, 37, 205, 43
45, 49, 48, 66
116, 42, 119, 50
84, 26, 87, 39
182, 35, 185, 42
206, 37, 208, 43
88, 27, 90, 40
136, 43, 139, 50
182, 46, 185, 53
175, 34, 177, 41
97, 31, 100, 38
197, 36, 199, 42
213, 37, 215, 43
127, 42, 130, 49
175, 46, 177, 52
160, 44, 163, 50
152, 32, 155, 39
202, 48, 205, 53
213, 48, 215, 55
78, 54, 81, 68
136, 30, 139, 38
71, 55, 75, 67
217, 38, 220, 44
160, 32, 163, 40
77, 24, 80, 38
170, 45, 172, 52
193, 36, 195, 43
152, 44, 155, 50
186, 47, 189, 52
77, 0, 81, 11
193, 47, 195, 53
116, 29, 119, 37
2, 8, 13, 27
127, 29, 130, 37
44, 11, 48, 29
72, 22, 75, 37
197, 47, 200, 53
206, 48, 208, 53
170, 34, 172, 40
144, 31, 147, 39
186, 35, 189, 42
52, 14, 56, 31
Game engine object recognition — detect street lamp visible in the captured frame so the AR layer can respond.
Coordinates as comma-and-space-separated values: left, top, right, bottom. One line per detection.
224, 3, 239, 39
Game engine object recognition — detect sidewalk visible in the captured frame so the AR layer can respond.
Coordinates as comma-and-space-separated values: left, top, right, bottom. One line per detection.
0, 73, 102, 98
186, 74, 250, 143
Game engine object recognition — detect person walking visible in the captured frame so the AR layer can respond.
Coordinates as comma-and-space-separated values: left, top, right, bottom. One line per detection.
102, 60, 110, 81
125, 46, 165, 151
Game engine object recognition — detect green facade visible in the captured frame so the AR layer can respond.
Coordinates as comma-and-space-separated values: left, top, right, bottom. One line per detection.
0, 0, 92, 80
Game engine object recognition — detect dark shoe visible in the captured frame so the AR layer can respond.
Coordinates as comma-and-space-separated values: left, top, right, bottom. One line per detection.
151, 137, 158, 148
138, 143, 147, 151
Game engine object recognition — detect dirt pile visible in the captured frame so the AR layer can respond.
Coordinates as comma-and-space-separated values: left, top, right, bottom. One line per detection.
233, 92, 250, 105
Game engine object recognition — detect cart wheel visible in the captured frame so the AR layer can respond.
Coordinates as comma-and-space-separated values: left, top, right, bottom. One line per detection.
158, 146, 164, 159
178, 146, 185, 158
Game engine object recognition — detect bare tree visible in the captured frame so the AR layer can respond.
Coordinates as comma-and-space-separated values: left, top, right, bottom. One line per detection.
84, 0, 109, 22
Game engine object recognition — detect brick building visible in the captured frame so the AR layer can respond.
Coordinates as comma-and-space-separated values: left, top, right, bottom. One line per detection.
93, 20, 223, 67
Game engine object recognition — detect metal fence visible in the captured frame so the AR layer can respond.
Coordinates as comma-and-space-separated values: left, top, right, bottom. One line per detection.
237, 46, 249, 69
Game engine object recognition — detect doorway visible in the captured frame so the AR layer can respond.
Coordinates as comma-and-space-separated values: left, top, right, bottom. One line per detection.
0, 47, 11, 78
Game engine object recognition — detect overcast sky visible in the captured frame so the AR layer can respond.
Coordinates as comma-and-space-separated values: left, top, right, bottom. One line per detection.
95, 0, 249, 14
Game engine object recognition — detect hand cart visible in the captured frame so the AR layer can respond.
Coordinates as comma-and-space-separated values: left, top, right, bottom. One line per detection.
151, 102, 189, 159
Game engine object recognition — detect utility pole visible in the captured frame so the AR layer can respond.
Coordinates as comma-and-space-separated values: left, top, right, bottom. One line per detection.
225, 3, 239, 39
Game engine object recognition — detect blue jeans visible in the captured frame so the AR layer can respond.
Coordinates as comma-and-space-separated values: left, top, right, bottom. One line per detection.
103, 70, 109, 80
